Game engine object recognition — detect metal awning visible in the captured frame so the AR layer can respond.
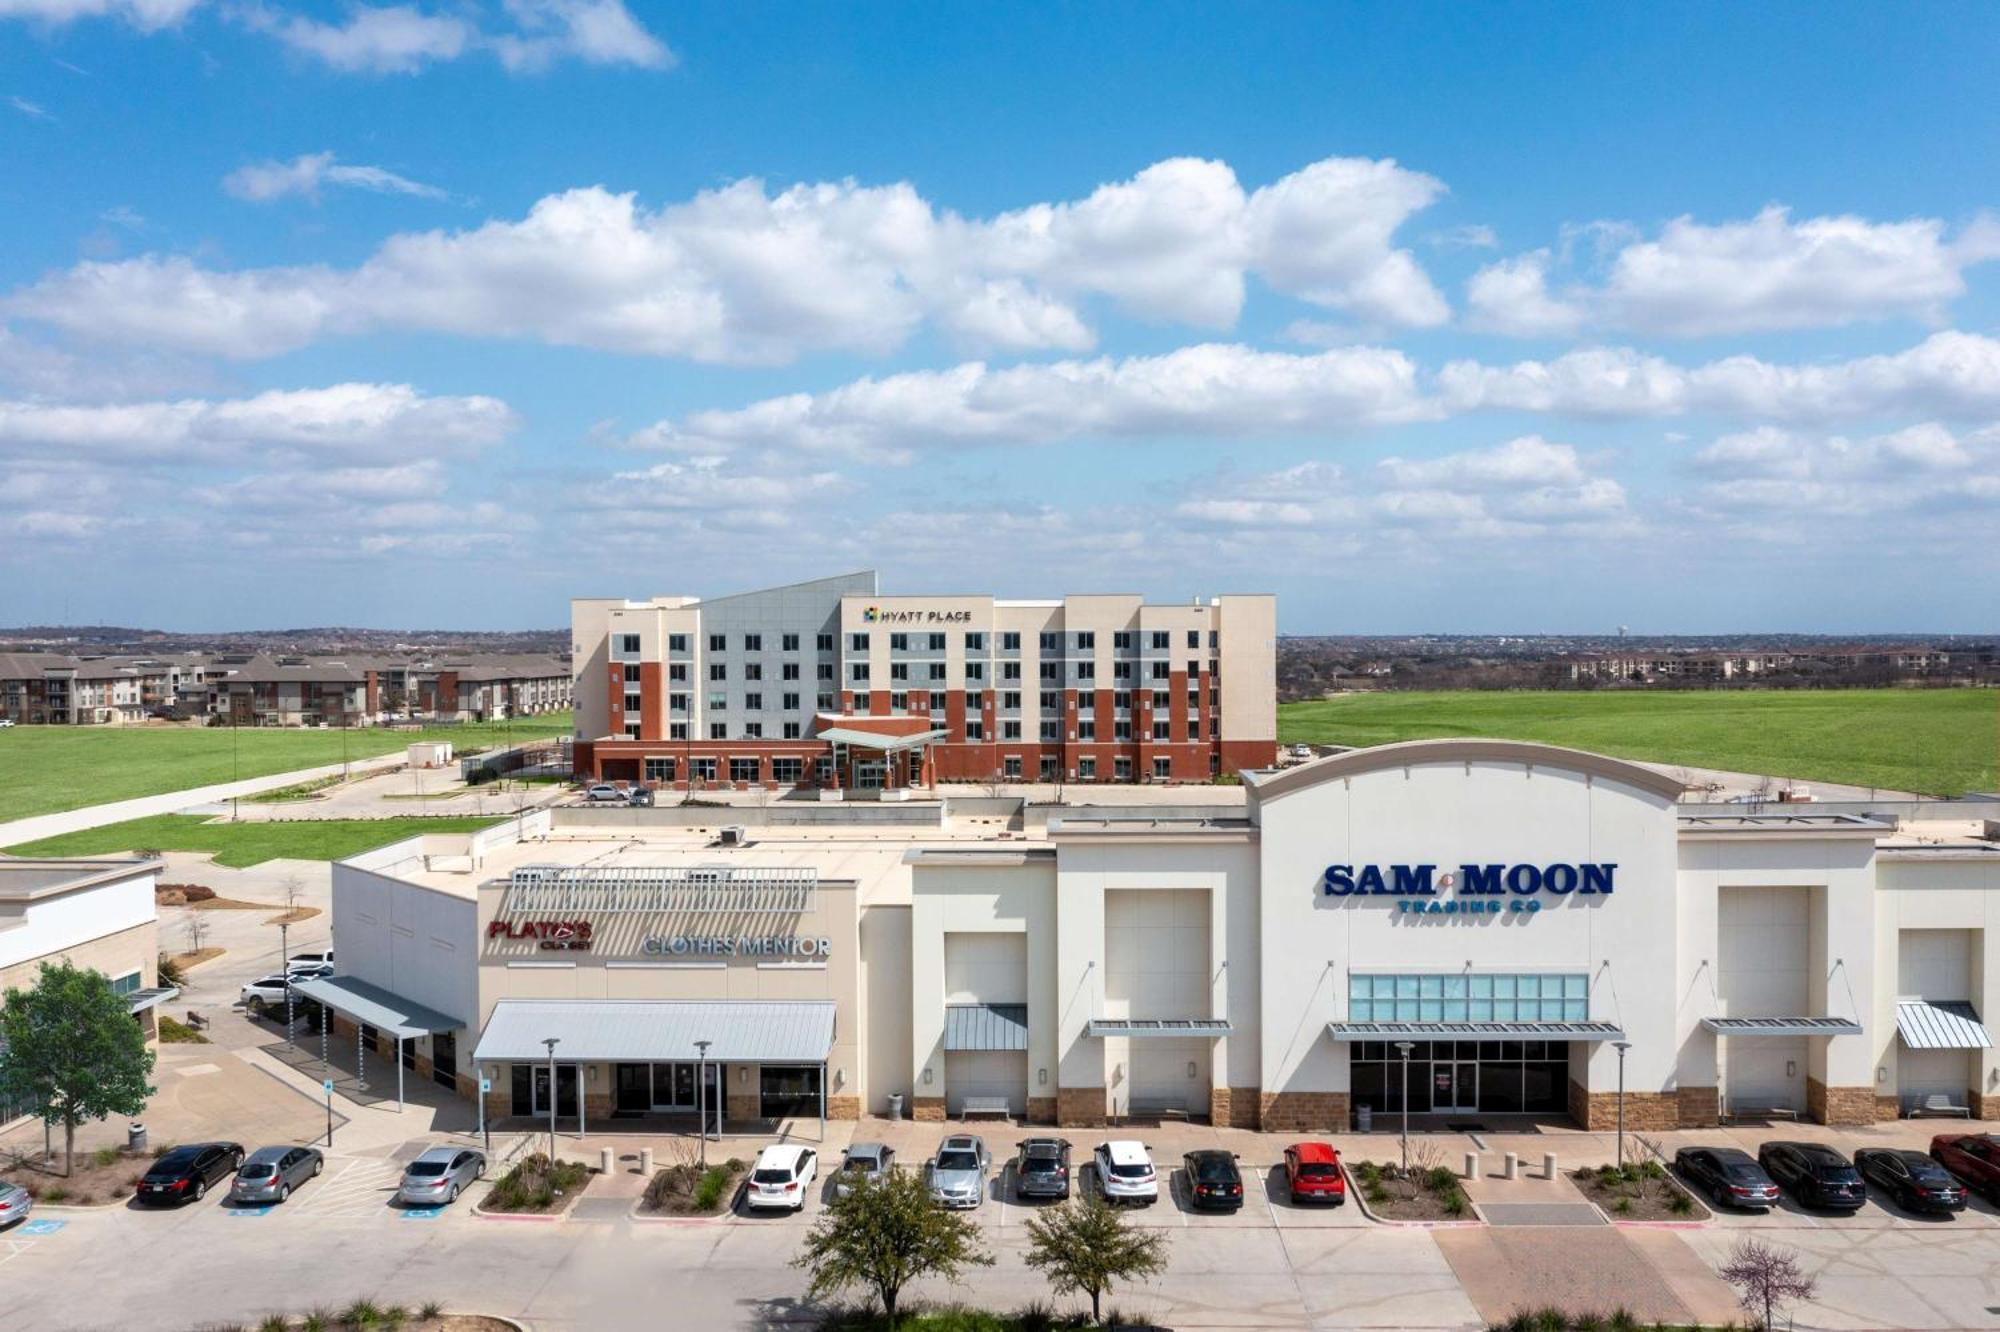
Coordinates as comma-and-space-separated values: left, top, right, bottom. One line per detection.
473, 999, 835, 1064
125, 985, 180, 1015
1701, 1016, 1863, 1036
290, 975, 462, 1040
817, 727, 946, 753
943, 1003, 1028, 1052
1086, 1018, 1233, 1038
1896, 1000, 1992, 1051
1329, 1021, 1627, 1042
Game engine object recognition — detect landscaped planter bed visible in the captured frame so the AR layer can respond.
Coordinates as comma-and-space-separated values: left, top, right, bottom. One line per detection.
1346, 1159, 1473, 1221
1569, 1160, 1709, 1221
640, 1158, 746, 1215
476, 1153, 592, 1216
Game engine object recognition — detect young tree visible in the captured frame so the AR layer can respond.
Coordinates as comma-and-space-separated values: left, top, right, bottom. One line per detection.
792, 1167, 992, 1326
182, 912, 209, 957
0, 961, 157, 1176
278, 871, 306, 916
1719, 1236, 1818, 1330
1022, 1194, 1170, 1324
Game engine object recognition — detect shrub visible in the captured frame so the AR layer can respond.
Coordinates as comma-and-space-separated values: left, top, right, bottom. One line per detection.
1636, 1160, 1665, 1181
1424, 1165, 1458, 1194
92, 1145, 120, 1169
1442, 1188, 1469, 1217
1667, 1190, 1694, 1216
159, 1015, 210, 1043
258, 1317, 289, 1332
302, 1312, 329, 1332
1365, 1183, 1388, 1204
692, 1165, 731, 1211
485, 1152, 591, 1213
1611, 1196, 1633, 1215
42, 1186, 69, 1203
418, 1301, 443, 1321
339, 1298, 381, 1326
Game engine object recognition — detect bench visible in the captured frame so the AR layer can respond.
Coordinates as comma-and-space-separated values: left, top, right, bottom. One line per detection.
1723, 1104, 1798, 1124
1125, 1098, 1191, 1123
959, 1097, 1013, 1120
1907, 1093, 1973, 1119
183, 1010, 209, 1031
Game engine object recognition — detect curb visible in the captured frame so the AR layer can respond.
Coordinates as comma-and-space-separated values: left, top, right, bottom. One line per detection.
1341, 1163, 1484, 1228
627, 1174, 750, 1223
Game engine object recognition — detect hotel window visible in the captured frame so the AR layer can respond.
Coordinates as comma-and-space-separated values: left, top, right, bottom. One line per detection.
617, 634, 641, 655
782, 662, 800, 681
1113, 661, 1132, 680
1001, 691, 1020, 710
670, 693, 689, 713
1002, 661, 1021, 681
1150, 661, 1169, 680
624, 724, 640, 738
966, 719, 985, 740
891, 692, 908, 712
965, 632, 985, 651
1153, 757, 1172, 779
1075, 631, 1095, 650
1039, 631, 1060, 651
927, 693, 946, 713
623, 663, 641, 683
964, 662, 984, 681
1114, 631, 1133, 650
816, 756, 834, 782
731, 758, 760, 783
708, 634, 726, 652
1187, 630, 1200, 649
1078, 758, 1096, 778
1209, 630, 1219, 649
1186, 661, 1200, 677
772, 757, 803, 782
1003, 720, 1022, 739
691, 758, 717, 782
817, 692, 836, 711
745, 663, 763, 681
1114, 720, 1132, 740
645, 757, 675, 783
1076, 693, 1094, 712
1078, 719, 1096, 740
817, 633, 835, 652
782, 692, 800, 710
1039, 720, 1059, 741
817, 663, 834, 681
709, 663, 727, 681
1113, 691, 1132, 710
624, 691, 642, 713
1152, 720, 1170, 740
891, 633, 909, 651
782, 722, 802, 740
1115, 757, 1133, 780
668, 634, 688, 653
669, 722, 688, 740
1150, 631, 1169, 650
928, 663, 946, 681
1152, 690, 1169, 709
890, 663, 909, 681
928, 633, 946, 650
745, 693, 763, 710
852, 695, 870, 714
850, 632, 870, 651
1004, 756, 1022, 778
668, 663, 688, 683
744, 723, 763, 738
1187, 691, 1201, 712
1188, 721, 1201, 740
782, 633, 800, 652
744, 633, 762, 651
1039, 662, 1059, 681
709, 722, 727, 740
965, 689, 984, 710
1037, 691, 1058, 710
1039, 756, 1058, 780
851, 663, 871, 682
1001, 632, 1022, 651
1074, 661, 1095, 680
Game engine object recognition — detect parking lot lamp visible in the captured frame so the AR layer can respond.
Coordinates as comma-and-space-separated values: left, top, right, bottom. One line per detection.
1613, 1040, 1632, 1169
695, 1038, 713, 1167
1394, 1041, 1414, 1174
543, 1037, 560, 1162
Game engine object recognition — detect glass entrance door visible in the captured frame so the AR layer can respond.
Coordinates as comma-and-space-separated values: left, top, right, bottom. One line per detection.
615, 1064, 651, 1114
1432, 1061, 1477, 1114
649, 1062, 698, 1111
531, 1064, 579, 1118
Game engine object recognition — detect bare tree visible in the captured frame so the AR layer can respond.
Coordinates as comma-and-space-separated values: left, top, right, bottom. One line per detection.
277, 872, 306, 917
182, 913, 210, 957
1719, 1236, 1818, 1330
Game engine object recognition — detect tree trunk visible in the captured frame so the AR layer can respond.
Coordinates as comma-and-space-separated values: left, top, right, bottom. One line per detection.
63, 1114, 76, 1178
1091, 1285, 1101, 1323
883, 1284, 898, 1328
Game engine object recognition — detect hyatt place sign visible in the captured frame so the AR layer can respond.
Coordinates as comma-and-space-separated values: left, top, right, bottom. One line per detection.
1320, 862, 1617, 916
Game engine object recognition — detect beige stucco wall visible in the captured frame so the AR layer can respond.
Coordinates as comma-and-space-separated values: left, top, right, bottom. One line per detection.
0, 919, 157, 997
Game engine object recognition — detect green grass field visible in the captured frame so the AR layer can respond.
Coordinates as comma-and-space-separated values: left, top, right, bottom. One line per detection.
1278, 689, 1999, 796
0, 711, 571, 825
1, 814, 507, 867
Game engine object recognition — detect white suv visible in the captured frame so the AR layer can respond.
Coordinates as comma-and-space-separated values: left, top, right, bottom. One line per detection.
746, 1144, 817, 1212
1093, 1140, 1158, 1206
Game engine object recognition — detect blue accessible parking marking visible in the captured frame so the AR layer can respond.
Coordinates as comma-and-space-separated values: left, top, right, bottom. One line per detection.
401, 1207, 443, 1220
19, 1219, 65, 1235
225, 1206, 274, 1218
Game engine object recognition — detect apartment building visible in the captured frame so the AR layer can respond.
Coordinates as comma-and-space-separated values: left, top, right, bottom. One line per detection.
206, 654, 369, 727
412, 654, 573, 722
572, 572, 1277, 790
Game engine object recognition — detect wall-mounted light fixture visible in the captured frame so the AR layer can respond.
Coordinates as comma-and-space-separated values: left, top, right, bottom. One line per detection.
738, 1066, 747, 1084
1785, 1060, 1797, 1078
1876, 1066, 1887, 1084
1037, 1067, 1048, 1086
1187, 1061, 1198, 1079
922, 1067, 933, 1085
835, 1067, 846, 1088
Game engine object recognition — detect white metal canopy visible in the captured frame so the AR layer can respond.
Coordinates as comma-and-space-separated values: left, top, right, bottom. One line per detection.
1328, 1020, 1627, 1042
473, 998, 836, 1064
1087, 1018, 1233, 1038
290, 975, 461, 1039
1700, 1016, 1863, 1037
1896, 999, 1993, 1051
817, 726, 946, 753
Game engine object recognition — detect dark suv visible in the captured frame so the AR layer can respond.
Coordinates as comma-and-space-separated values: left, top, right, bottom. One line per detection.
1013, 1138, 1072, 1200
1758, 1141, 1866, 1210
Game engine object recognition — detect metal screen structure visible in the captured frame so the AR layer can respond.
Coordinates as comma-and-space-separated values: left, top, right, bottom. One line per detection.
504, 864, 818, 918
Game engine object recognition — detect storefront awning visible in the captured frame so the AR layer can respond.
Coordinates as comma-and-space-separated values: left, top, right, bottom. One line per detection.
473, 999, 836, 1064
816, 727, 946, 753
1701, 1016, 1863, 1037
124, 985, 180, 1015
1329, 1020, 1626, 1042
943, 1003, 1028, 1052
1896, 1000, 1992, 1051
1087, 1018, 1233, 1038
290, 975, 463, 1040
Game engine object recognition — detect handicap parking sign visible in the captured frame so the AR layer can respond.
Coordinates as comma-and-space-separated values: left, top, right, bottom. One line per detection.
20, 1219, 65, 1235
226, 1206, 274, 1218
401, 1207, 443, 1220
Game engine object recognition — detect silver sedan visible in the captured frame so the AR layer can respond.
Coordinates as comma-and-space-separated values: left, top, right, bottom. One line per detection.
228, 1145, 324, 1205
396, 1146, 485, 1207
0, 1180, 31, 1229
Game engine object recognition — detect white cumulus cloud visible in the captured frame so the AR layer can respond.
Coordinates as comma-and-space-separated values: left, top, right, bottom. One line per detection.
0, 0, 198, 28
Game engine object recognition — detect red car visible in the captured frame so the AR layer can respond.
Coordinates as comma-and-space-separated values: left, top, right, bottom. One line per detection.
1930, 1133, 2000, 1202
1284, 1141, 1346, 1205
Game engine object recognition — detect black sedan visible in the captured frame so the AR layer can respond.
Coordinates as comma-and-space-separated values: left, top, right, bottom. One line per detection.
1181, 1150, 1244, 1212
1674, 1146, 1780, 1210
1855, 1147, 1966, 1214
1758, 1141, 1866, 1211
137, 1142, 244, 1206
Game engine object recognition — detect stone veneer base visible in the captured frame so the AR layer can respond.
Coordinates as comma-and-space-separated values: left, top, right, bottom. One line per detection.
1056, 1086, 1108, 1128
911, 1096, 946, 1123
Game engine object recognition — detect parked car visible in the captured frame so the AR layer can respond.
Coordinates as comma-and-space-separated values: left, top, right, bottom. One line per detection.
1181, 1150, 1244, 1211
746, 1144, 818, 1212
283, 961, 334, 982
1758, 1141, 1866, 1210
626, 787, 655, 807
583, 783, 623, 803
1855, 1147, 1966, 1213
1092, 1140, 1158, 1206
287, 950, 335, 969
0, 719, 15, 728
927, 1135, 990, 1209
1674, 1146, 1780, 1210
228, 1145, 324, 1205
1283, 1141, 1346, 1205
395, 1147, 485, 1207
1013, 1138, 1073, 1201
138, 1142, 244, 1205
239, 973, 304, 1015
0, 1180, 32, 1227
1930, 1133, 2000, 1201
832, 1143, 894, 1198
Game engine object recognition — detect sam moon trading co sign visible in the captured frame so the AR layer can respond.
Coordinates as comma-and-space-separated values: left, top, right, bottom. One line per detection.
1320, 862, 1618, 916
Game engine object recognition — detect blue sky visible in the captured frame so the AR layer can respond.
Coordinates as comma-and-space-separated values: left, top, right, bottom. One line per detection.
3, 2, 1997, 633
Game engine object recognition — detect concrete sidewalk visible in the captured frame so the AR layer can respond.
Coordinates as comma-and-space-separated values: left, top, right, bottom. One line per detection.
0, 750, 409, 847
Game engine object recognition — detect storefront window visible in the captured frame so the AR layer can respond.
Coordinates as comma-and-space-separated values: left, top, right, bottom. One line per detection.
1349, 972, 1589, 1023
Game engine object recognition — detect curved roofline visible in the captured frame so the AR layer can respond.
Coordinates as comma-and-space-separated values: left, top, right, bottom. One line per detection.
1245, 738, 1687, 802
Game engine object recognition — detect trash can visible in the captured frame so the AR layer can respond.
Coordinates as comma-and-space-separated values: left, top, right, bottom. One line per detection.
1355, 1105, 1373, 1133
888, 1092, 904, 1122
128, 1123, 147, 1153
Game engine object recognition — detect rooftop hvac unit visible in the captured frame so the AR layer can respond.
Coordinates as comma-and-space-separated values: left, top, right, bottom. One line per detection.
719, 825, 747, 846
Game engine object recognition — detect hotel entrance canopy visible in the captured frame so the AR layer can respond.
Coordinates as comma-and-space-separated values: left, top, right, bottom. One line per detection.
1328, 1020, 1627, 1042
473, 999, 836, 1064
816, 727, 947, 753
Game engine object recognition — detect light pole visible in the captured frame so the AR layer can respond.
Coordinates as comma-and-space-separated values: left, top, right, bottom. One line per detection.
695, 1038, 712, 1167
1613, 1040, 1632, 1169
279, 918, 294, 1051
542, 1037, 560, 1163
1394, 1041, 1414, 1174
